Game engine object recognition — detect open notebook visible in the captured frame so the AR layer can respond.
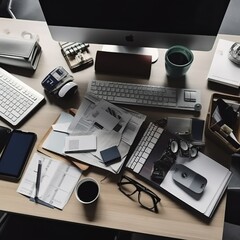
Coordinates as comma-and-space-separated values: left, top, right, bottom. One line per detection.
126, 123, 232, 218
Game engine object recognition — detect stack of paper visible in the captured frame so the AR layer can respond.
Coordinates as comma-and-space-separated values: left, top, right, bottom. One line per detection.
207, 39, 240, 88
41, 93, 146, 174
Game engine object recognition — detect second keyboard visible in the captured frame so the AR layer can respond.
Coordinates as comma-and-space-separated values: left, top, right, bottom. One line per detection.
0, 67, 45, 127
88, 80, 202, 112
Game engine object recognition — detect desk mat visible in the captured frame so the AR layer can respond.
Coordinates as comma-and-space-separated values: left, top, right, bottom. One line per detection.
37, 109, 89, 171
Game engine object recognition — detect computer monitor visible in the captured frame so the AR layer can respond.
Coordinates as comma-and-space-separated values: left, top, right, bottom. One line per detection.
39, 0, 230, 62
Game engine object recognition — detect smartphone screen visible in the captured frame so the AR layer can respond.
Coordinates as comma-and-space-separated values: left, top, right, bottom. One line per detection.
0, 130, 37, 182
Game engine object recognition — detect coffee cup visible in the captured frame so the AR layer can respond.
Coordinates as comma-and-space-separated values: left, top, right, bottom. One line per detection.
165, 45, 194, 78
75, 177, 100, 204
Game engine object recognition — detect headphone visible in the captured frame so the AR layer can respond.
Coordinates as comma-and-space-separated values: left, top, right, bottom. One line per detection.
41, 66, 78, 98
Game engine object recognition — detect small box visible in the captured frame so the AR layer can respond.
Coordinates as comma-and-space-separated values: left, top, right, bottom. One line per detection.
100, 146, 121, 165
205, 93, 240, 153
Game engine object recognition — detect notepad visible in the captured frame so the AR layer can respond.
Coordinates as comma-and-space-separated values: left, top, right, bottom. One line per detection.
64, 135, 97, 153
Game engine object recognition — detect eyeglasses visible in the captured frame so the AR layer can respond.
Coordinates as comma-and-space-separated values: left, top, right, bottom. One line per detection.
117, 175, 161, 213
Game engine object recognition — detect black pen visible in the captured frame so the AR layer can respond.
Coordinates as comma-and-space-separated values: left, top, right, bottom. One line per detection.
30, 159, 54, 208
34, 159, 42, 202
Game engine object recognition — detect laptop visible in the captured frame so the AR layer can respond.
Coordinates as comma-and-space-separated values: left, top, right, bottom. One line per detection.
125, 125, 175, 190
125, 120, 232, 218
125, 118, 205, 191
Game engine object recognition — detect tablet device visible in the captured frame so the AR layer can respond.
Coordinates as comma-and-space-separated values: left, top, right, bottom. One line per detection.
0, 130, 37, 182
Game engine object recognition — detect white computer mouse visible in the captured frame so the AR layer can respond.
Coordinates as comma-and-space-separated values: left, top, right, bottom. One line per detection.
58, 81, 78, 98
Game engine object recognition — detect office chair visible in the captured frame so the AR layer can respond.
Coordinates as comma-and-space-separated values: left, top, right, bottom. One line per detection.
222, 153, 240, 240
0, 0, 45, 20
0, 213, 122, 240
0, 0, 14, 18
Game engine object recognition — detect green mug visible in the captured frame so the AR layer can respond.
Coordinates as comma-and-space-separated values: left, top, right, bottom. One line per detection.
165, 45, 194, 78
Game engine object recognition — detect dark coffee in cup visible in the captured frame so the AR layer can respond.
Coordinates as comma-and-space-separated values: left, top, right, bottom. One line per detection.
167, 52, 189, 65
77, 181, 99, 202
165, 45, 194, 78
75, 177, 100, 204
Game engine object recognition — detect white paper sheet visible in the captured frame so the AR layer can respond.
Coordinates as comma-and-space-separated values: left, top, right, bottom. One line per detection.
17, 152, 82, 209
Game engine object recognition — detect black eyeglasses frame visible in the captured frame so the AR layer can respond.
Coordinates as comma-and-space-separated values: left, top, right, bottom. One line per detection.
117, 175, 161, 213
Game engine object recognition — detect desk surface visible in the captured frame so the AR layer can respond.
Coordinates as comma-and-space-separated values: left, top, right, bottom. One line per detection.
0, 18, 239, 240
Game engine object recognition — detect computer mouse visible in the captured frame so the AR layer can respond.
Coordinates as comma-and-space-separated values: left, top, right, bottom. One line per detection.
172, 164, 207, 194
58, 81, 78, 98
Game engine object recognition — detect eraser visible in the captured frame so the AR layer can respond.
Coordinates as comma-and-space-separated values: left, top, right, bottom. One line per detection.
100, 145, 121, 165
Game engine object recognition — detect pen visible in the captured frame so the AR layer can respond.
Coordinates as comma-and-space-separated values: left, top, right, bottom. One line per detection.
30, 159, 54, 208
34, 159, 42, 202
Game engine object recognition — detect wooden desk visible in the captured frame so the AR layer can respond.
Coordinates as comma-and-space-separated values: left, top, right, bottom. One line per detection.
0, 18, 239, 240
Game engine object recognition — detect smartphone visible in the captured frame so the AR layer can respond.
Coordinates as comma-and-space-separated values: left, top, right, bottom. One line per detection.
0, 130, 37, 182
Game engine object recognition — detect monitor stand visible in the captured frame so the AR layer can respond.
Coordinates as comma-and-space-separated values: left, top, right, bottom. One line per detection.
102, 45, 159, 63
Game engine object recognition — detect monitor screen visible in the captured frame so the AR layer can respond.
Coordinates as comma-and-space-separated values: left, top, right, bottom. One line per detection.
39, 0, 230, 54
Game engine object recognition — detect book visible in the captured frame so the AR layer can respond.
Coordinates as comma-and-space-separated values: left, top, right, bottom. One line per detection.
207, 39, 240, 88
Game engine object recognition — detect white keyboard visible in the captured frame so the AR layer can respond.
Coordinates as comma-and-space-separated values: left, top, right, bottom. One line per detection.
0, 67, 45, 127
88, 80, 202, 112
126, 122, 163, 173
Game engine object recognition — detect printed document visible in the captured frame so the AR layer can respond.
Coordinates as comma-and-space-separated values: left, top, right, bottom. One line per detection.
17, 152, 82, 209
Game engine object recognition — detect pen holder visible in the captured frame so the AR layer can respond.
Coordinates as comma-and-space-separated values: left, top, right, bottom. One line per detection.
205, 93, 240, 153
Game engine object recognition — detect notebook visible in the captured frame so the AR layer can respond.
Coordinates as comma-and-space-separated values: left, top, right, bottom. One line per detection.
207, 39, 240, 88
126, 122, 232, 218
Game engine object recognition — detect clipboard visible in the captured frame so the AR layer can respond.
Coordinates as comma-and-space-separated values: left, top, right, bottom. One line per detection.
37, 109, 89, 171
